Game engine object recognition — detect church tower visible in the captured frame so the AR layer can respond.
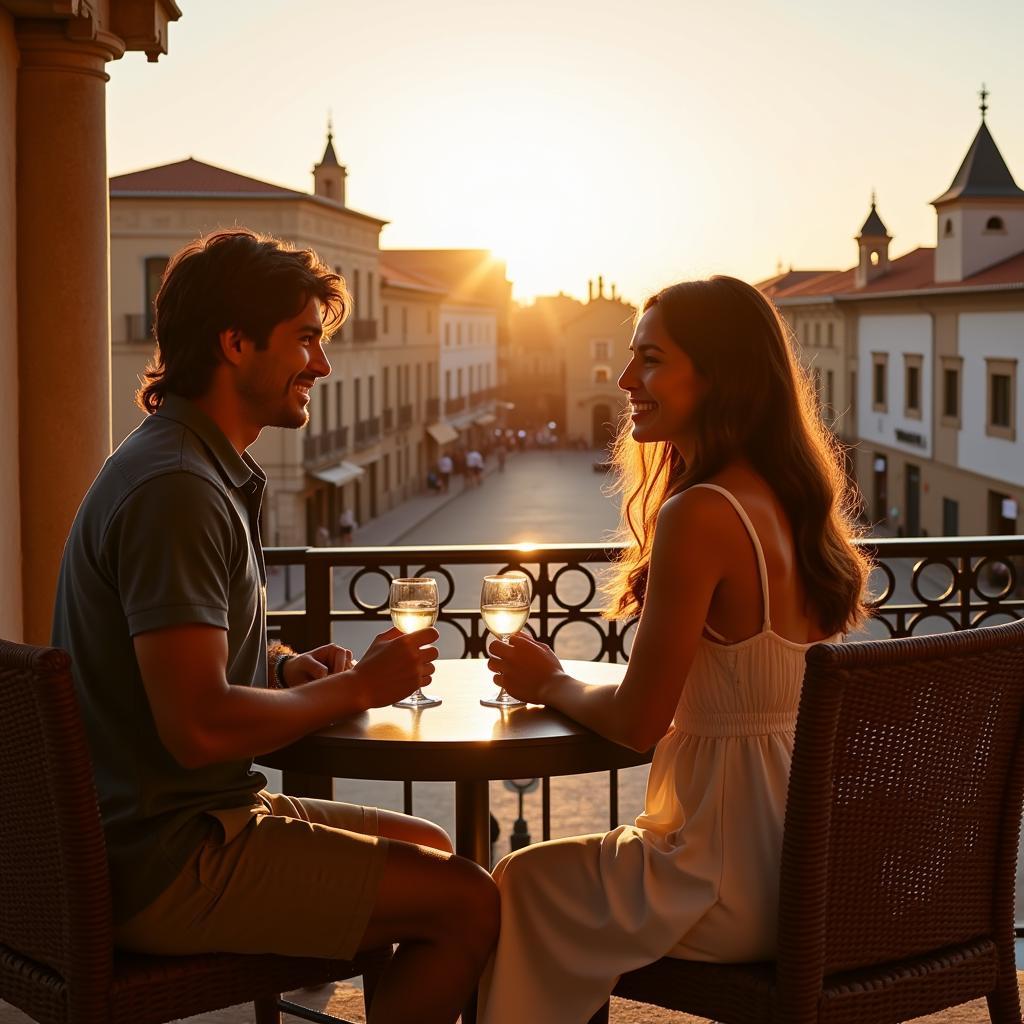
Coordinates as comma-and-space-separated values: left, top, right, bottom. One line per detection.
855, 192, 891, 287
312, 118, 347, 206
933, 86, 1024, 282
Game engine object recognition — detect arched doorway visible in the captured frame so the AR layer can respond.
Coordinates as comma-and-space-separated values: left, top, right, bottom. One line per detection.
592, 403, 615, 450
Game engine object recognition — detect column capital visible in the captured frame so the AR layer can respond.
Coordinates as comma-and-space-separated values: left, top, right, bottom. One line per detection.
9, 0, 181, 66
15, 19, 122, 77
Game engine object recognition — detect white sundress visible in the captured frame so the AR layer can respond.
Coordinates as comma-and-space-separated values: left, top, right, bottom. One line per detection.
478, 483, 836, 1024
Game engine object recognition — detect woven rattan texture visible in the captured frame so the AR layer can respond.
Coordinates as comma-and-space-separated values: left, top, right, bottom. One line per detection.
609, 619, 1024, 1024
0, 639, 390, 1024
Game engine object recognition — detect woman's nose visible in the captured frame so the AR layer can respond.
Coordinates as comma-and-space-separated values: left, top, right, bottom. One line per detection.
617, 356, 637, 393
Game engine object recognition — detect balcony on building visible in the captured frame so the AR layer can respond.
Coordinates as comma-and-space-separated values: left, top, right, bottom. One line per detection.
303, 426, 349, 464
446, 395, 467, 415
352, 318, 378, 342
398, 403, 414, 429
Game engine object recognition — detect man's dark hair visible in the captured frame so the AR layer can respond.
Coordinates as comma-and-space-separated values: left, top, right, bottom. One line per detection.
136, 229, 350, 413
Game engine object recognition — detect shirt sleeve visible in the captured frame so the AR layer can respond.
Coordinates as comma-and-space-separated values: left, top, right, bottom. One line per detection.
107, 472, 239, 636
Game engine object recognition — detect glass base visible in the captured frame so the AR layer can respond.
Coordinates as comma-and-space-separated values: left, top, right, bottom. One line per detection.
480, 689, 526, 708
394, 689, 442, 709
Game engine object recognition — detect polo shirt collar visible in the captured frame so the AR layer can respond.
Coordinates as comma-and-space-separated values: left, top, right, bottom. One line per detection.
156, 394, 256, 490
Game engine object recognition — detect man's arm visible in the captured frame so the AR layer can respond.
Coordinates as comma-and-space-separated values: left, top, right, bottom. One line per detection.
135, 623, 437, 769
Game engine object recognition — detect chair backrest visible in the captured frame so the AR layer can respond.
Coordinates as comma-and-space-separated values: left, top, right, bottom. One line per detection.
776, 619, 1024, 994
0, 639, 114, 1006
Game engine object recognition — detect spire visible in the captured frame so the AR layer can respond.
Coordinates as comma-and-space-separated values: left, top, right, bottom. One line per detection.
858, 190, 890, 238
932, 89, 1024, 205
319, 113, 340, 168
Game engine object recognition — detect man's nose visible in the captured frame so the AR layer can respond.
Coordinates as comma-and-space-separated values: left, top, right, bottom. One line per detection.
312, 344, 331, 378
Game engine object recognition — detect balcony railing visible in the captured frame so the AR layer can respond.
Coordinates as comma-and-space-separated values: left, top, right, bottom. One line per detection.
353, 418, 381, 449
352, 319, 378, 342
445, 396, 467, 415
265, 535, 1024, 835
302, 426, 349, 464
426, 397, 440, 420
398, 403, 414, 429
382, 408, 394, 432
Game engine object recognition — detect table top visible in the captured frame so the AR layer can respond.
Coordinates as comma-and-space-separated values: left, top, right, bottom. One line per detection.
260, 659, 652, 782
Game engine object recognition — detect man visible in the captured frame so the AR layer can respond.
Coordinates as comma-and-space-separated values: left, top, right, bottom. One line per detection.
52, 230, 498, 1024
437, 452, 453, 492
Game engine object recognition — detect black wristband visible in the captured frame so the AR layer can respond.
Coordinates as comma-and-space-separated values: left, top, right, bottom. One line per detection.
274, 654, 293, 688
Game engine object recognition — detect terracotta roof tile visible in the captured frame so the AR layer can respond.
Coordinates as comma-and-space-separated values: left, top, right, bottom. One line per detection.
110, 158, 301, 196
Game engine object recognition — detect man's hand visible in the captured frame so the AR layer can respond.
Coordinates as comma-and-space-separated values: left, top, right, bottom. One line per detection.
282, 643, 354, 687
349, 626, 440, 708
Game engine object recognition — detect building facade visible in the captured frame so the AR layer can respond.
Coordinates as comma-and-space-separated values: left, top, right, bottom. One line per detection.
761, 100, 1024, 539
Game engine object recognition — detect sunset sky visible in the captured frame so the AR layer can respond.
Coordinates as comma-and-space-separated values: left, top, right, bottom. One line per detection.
106, 0, 1024, 303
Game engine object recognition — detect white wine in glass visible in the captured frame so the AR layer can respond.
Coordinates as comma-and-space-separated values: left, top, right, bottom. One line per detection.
480, 572, 531, 708
389, 577, 441, 709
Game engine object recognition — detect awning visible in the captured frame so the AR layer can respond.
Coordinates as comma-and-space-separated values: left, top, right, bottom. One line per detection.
426, 422, 459, 445
474, 414, 497, 426
312, 461, 366, 487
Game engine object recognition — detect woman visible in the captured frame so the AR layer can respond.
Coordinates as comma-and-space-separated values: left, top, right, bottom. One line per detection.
479, 277, 871, 1023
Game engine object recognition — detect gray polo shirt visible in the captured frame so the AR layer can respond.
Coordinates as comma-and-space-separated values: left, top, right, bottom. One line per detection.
52, 395, 269, 923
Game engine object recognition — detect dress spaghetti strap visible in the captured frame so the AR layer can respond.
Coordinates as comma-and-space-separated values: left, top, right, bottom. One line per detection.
689, 483, 772, 631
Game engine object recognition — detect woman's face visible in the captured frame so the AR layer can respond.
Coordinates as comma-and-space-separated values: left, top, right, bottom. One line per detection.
618, 305, 708, 447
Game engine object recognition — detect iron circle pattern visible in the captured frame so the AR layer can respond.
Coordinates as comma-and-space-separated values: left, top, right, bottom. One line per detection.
413, 564, 457, 608
549, 616, 608, 662
550, 563, 598, 612
495, 563, 540, 594
909, 557, 958, 605
905, 610, 959, 636
348, 566, 394, 613
970, 608, 1022, 628
971, 556, 1017, 602
865, 561, 896, 610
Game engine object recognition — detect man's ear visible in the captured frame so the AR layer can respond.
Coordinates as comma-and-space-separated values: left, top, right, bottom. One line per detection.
218, 327, 247, 366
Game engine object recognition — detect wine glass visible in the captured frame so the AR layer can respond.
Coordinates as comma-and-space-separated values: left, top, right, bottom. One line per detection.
480, 572, 531, 708
389, 577, 441, 709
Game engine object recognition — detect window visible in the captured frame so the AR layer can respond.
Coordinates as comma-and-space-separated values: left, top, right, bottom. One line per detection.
383, 305, 390, 334
985, 216, 1005, 232
813, 323, 821, 346
401, 306, 408, 342
826, 370, 835, 412
850, 370, 857, 419
369, 375, 376, 416
144, 257, 168, 338
353, 269, 361, 313
416, 363, 422, 413
445, 369, 452, 400
872, 353, 888, 412
593, 366, 611, 384
457, 368, 463, 397
367, 272, 374, 317
427, 309, 433, 334
593, 339, 610, 361
942, 498, 959, 537
444, 323, 451, 346
334, 381, 343, 429
319, 387, 328, 435
941, 358, 961, 427
986, 358, 1016, 440
944, 218, 954, 238
904, 354, 922, 419
354, 378, 362, 423
457, 323, 462, 345
827, 322, 834, 347
383, 367, 390, 409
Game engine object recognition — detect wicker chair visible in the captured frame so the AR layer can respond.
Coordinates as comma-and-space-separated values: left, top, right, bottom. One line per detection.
0, 639, 392, 1024
592, 618, 1024, 1024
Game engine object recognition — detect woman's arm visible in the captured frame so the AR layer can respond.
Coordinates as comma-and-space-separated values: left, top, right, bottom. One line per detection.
489, 488, 728, 751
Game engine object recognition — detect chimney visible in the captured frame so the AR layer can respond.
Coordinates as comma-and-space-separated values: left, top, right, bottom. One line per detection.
598, 275, 604, 298
587, 279, 594, 301
611, 283, 617, 300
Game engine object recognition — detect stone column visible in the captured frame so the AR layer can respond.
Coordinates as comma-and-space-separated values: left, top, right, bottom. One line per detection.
16, 21, 123, 644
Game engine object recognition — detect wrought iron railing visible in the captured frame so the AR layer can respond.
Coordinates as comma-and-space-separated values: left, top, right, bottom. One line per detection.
264, 536, 1024, 840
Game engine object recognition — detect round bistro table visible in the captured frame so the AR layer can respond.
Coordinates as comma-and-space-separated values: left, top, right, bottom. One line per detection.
260, 658, 651, 867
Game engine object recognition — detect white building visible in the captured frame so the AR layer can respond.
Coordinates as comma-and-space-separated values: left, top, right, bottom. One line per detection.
761, 94, 1024, 537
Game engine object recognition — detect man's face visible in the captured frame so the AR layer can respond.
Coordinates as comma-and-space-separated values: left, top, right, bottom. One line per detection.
236, 296, 331, 430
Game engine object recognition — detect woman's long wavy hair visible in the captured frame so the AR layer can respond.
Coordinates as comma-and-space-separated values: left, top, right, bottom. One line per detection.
604, 276, 871, 637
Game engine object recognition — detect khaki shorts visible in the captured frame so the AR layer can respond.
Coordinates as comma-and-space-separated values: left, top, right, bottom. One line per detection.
115, 791, 389, 961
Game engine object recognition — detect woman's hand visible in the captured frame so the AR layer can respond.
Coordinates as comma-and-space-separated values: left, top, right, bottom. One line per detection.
486, 633, 565, 705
